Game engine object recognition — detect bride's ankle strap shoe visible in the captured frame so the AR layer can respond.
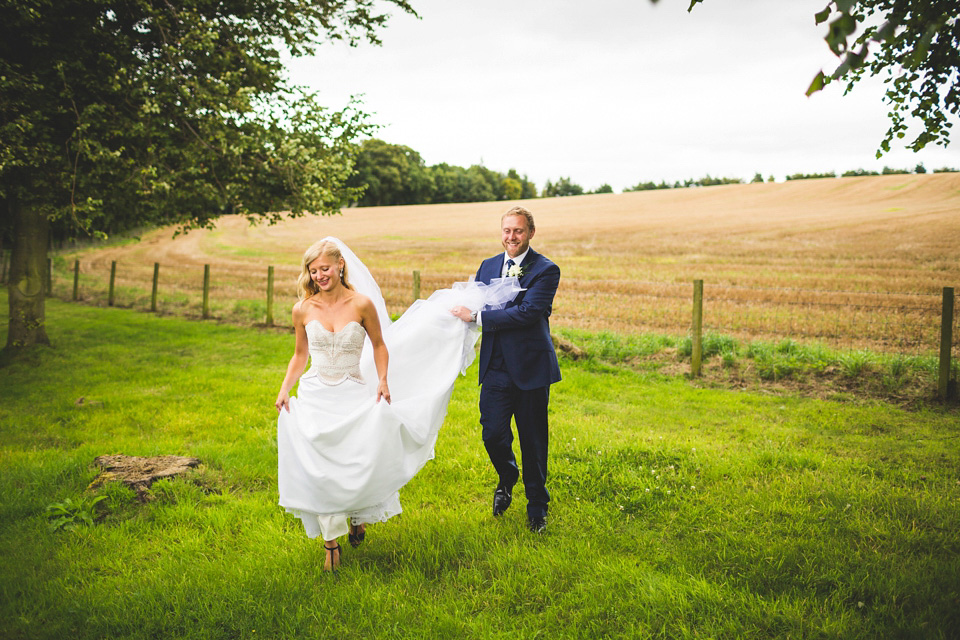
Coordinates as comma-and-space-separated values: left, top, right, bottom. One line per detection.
323, 543, 342, 577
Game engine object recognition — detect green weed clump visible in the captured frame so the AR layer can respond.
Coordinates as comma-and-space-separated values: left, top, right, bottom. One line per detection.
743, 341, 829, 381
888, 355, 909, 379
676, 332, 738, 360
45, 495, 107, 532
839, 350, 873, 377
557, 328, 677, 369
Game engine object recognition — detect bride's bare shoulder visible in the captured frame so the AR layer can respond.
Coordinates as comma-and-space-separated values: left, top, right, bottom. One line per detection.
349, 291, 372, 305
349, 291, 378, 318
292, 298, 312, 322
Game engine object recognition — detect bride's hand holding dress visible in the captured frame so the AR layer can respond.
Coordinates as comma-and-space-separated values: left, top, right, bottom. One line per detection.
355, 292, 391, 405
275, 300, 311, 414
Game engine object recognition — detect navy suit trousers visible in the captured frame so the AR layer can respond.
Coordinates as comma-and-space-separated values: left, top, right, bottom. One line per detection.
479, 361, 550, 518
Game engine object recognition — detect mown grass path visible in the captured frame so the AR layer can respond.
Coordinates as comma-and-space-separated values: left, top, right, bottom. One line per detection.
1, 295, 958, 638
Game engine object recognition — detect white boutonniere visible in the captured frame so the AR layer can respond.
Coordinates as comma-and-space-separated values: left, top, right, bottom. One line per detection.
506, 264, 524, 278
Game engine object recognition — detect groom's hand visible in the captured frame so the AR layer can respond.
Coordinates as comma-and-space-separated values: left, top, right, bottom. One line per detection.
450, 306, 474, 322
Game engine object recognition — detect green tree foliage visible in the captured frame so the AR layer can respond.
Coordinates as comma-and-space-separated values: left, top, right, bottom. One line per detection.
347, 139, 537, 206
429, 163, 496, 203
348, 139, 434, 206
624, 175, 743, 191
589, 184, 614, 194
0, 0, 414, 350
501, 178, 523, 201
690, 0, 959, 155
508, 168, 539, 200
542, 177, 584, 197
429, 163, 464, 204
623, 180, 674, 192
464, 165, 502, 202
786, 172, 838, 180
682, 175, 742, 187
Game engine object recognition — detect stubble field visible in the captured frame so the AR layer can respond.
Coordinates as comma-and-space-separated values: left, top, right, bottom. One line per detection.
61, 172, 960, 354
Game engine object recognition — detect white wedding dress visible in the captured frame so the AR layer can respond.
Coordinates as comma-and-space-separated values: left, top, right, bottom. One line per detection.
277, 238, 522, 540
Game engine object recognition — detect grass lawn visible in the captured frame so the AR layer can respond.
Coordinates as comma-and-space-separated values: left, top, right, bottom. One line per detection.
1, 294, 958, 639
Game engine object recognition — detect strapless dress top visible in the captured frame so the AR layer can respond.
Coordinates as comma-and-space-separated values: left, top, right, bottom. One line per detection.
303, 320, 366, 385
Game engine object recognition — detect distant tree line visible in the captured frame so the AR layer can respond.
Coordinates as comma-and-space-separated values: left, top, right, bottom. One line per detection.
623, 175, 744, 192
787, 164, 958, 180
346, 138, 959, 206
840, 164, 960, 177
786, 171, 838, 180
541, 177, 614, 197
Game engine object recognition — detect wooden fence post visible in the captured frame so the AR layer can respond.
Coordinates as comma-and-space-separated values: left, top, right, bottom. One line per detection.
266, 265, 275, 326
692, 279, 703, 377
413, 269, 421, 302
46, 258, 53, 296
151, 263, 159, 312
72, 260, 80, 301
938, 286, 955, 401
108, 260, 117, 306
202, 264, 210, 319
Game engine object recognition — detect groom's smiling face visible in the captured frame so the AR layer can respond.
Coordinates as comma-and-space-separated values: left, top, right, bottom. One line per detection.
501, 214, 534, 259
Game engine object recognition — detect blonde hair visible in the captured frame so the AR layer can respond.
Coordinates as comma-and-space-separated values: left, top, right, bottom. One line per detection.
297, 239, 352, 300
502, 205, 535, 231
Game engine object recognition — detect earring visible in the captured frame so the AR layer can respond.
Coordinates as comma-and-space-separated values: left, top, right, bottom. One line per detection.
339, 269, 344, 279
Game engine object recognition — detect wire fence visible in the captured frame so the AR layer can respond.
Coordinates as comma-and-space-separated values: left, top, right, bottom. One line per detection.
556, 279, 956, 358
12, 253, 959, 362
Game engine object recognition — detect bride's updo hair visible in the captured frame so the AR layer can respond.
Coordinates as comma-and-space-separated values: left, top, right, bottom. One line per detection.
297, 239, 353, 300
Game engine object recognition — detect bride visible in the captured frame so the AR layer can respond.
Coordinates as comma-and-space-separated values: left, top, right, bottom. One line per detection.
275, 237, 520, 573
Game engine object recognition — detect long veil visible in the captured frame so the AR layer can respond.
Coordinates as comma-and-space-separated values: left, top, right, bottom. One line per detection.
323, 236, 391, 334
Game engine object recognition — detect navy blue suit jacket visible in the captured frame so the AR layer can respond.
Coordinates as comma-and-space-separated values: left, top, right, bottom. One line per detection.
476, 248, 562, 390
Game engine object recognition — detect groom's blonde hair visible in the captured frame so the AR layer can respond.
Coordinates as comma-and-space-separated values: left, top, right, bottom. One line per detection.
502, 206, 535, 231
297, 239, 353, 300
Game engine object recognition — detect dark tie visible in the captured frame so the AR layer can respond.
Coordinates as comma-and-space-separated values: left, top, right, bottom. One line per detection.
505, 259, 515, 276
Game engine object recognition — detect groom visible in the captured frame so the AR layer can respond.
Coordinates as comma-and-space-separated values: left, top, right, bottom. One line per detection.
452, 206, 561, 533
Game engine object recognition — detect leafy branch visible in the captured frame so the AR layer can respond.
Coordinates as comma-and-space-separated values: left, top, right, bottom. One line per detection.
687, 0, 959, 155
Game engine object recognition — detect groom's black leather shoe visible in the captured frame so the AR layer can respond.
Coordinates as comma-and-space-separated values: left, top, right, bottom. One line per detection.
492, 485, 513, 516
527, 516, 546, 534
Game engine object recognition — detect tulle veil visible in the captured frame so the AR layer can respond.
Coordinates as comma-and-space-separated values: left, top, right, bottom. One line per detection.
324, 236, 524, 374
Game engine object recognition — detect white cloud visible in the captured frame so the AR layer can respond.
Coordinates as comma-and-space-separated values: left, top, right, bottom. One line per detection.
287, 0, 960, 191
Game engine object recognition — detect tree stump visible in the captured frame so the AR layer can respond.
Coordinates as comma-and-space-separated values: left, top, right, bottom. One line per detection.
91, 454, 201, 501
551, 333, 586, 360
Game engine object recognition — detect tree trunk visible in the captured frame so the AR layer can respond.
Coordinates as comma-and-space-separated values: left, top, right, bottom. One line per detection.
5, 200, 51, 350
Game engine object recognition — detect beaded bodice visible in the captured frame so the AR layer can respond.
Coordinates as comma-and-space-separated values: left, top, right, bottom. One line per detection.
304, 320, 366, 385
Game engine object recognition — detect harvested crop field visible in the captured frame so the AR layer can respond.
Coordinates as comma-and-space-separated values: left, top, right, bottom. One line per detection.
61, 173, 960, 354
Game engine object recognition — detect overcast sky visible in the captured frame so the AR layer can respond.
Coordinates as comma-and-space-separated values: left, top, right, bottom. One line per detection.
286, 0, 960, 192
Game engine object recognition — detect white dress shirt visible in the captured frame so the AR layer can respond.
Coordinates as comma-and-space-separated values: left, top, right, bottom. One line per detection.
476, 249, 529, 326
501, 248, 530, 277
